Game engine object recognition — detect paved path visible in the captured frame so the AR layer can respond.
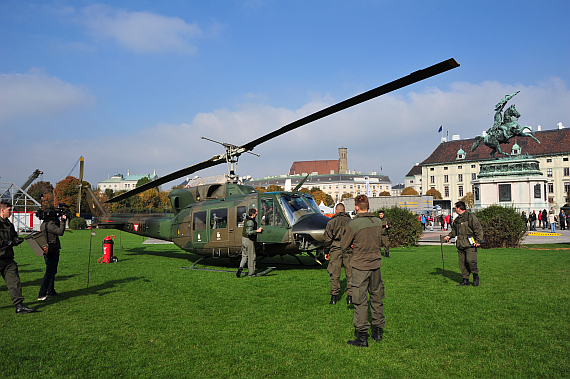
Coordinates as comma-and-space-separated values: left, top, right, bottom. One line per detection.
419, 227, 570, 245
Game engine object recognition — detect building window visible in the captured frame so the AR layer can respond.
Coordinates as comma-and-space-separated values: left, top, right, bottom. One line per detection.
444, 167, 448, 170
430, 168, 434, 171
458, 174, 463, 182
444, 175, 449, 183
565, 182, 570, 193
458, 166, 463, 169
547, 159, 552, 163
547, 168, 553, 177
565, 167, 570, 176
549, 197, 554, 203
444, 186, 449, 197
430, 176, 435, 184
410, 180, 413, 184
548, 183, 554, 193
458, 185, 464, 197
564, 157, 569, 162
471, 164, 476, 168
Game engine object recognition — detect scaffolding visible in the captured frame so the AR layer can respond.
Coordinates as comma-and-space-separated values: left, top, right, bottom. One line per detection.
0, 182, 42, 232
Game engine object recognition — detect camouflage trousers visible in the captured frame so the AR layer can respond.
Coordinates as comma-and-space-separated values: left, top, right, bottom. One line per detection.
240, 237, 256, 277
0, 259, 24, 305
327, 248, 352, 296
458, 247, 478, 279
351, 267, 385, 333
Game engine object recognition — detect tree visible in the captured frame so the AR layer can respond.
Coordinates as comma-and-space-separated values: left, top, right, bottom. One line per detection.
136, 176, 152, 187
266, 184, 283, 192
299, 188, 311, 194
378, 191, 390, 196
104, 188, 114, 200
310, 189, 334, 207
401, 187, 419, 196
425, 188, 443, 199
254, 186, 266, 193
53, 176, 91, 215
28, 181, 54, 205
460, 192, 475, 209
341, 192, 354, 200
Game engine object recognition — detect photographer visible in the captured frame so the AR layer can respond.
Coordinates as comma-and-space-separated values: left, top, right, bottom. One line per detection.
38, 208, 66, 301
0, 200, 36, 313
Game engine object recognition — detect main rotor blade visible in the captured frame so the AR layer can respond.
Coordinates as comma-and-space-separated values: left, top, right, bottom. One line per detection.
241, 58, 459, 151
76, 157, 84, 216
106, 157, 222, 203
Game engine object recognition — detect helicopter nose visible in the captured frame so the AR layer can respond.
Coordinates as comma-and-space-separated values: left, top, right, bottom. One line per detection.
291, 213, 330, 247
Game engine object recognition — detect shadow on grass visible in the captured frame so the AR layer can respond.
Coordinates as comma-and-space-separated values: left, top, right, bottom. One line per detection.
121, 247, 194, 261
430, 267, 463, 284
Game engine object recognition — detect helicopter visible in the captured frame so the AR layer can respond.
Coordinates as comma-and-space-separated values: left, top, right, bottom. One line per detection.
86, 58, 460, 264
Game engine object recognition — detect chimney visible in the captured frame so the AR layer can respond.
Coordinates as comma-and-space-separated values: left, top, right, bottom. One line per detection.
558, 122, 565, 129
452, 134, 460, 141
537, 125, 542, 131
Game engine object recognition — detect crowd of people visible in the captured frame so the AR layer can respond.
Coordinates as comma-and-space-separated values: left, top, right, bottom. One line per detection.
521, 208, 568, 232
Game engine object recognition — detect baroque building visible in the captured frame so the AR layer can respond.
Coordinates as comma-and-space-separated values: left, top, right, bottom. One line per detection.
416, 126, 570, 208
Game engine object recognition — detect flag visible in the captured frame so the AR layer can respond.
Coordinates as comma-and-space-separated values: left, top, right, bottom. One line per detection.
438, 125, 442, 133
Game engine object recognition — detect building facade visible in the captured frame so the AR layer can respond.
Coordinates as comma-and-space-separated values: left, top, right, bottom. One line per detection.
97, 170, 158, 192
417, 127, 570, 208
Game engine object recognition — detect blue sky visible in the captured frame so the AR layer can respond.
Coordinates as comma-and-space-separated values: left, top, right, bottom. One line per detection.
1, 0, 569, 189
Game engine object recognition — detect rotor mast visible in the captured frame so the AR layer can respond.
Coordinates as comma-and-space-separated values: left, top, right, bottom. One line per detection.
200, 137, 260, 183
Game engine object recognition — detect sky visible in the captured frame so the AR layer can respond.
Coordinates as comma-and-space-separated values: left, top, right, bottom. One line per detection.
1, 0, 569, 191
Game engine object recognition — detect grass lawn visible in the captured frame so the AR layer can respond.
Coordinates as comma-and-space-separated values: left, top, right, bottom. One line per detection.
1, 230, 569, 378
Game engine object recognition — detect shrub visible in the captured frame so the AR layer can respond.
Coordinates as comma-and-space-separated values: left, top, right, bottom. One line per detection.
70, 217, 87, 230
474, 205, 526, 248
401, 187, 419, 196
375, 206, 422, 247
425, 188, 442, 199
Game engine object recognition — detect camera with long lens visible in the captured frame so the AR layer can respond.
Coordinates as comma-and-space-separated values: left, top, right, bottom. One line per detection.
36, 203, 71, 220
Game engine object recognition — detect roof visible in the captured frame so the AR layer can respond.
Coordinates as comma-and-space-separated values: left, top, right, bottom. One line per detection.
248, 173, 391, 187
421, 128, 570, 165
405, 165, 422, 177
289, 160, 338, 175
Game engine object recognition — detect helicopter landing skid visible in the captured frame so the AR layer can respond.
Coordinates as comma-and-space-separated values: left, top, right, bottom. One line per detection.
181, 257, 276, 277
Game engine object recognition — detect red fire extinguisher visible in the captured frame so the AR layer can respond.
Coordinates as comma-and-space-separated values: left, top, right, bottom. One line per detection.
98, 235, 118, 263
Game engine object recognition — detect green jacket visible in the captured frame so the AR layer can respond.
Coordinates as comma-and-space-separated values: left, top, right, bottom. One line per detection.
242, 216, 258, 241
379, 217, 390, 236
0, 216, 17, 259
447, 211, 484, 249
323, 212, 351, 254
341, 212, 382, 270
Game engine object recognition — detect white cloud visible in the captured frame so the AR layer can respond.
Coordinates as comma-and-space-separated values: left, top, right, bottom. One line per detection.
3, 78, 568, 188
80, 4, 202, 54
0, 70, 95, 125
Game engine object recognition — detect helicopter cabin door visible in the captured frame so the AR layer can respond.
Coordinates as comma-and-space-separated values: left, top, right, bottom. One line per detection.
192, 210, 209, 250
208, 208, 229, 256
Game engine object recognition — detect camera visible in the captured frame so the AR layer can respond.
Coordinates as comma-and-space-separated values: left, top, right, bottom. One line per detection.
36, 203, 71, 220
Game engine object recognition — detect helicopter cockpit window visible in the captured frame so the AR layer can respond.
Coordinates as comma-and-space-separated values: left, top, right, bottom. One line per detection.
210, 208, 228, 229
193, 211, 207, 231
260, 198, 284, 226
236, 206, 246, 228
278, 194, 319, 225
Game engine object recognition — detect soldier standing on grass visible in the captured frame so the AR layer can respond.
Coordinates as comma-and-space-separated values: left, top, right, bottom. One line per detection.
323, 203, 352, 305
444, 201, 484, 287
341, 195, 384, 347
378, 210, 391, 258
237, 208, 262, 278
0, 200, 36, 314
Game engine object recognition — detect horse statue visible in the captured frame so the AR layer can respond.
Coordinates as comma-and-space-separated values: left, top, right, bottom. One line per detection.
471, 91, 540, 159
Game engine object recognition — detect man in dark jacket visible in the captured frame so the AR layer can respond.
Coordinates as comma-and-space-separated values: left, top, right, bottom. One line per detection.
324, 203, 352, 305
341, 195, 384, 347
38, 211, 66, 300
237, 208, 263, 278
378, 211, 391, 258
445, 201, 484, 286
0, 200, 36, 313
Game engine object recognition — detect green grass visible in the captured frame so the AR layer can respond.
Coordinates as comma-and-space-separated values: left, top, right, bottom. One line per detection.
1, 230, 569, 378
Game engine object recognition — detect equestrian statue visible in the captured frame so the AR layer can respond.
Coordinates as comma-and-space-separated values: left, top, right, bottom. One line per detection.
471, 91, 540, 159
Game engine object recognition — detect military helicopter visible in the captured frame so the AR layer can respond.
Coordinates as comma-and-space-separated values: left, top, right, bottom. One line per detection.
87, 58, 459, 264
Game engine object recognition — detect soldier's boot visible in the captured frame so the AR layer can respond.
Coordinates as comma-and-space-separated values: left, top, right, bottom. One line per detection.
236, 267, 243, 278
346, 295, 353, 305
347, 331, 369, 347
371, 327, 383, 342
15, 304, 37, 314
457, 278, 470, 286
329, 295, 337, 305
472, 274, 480, 287
385, 251, 390, 258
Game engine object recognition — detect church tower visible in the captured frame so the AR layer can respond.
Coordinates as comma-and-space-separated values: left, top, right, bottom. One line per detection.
338, 147, 348, 174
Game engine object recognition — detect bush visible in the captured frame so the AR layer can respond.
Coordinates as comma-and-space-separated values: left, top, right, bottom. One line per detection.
375, 206, 422, 247
401, 187, 419, 196
474, 205, 526, 248
70, 217, 87, 230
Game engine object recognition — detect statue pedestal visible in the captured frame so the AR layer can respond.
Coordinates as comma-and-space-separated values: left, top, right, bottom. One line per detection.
472, 156, 549, 213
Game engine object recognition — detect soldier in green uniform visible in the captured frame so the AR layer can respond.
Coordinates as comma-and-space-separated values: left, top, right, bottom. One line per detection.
237, 208, 263, 278
323, 203, 352, 305
378, 210, 391, 258
341, 195, 384, 347
444, 201, 484, 286
0, 200, 36, 314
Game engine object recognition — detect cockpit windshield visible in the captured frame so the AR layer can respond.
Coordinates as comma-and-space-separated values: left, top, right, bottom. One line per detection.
278, 193, 321, 225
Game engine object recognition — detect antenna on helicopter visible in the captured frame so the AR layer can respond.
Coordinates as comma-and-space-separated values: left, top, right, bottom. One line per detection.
200, 136, 260, 183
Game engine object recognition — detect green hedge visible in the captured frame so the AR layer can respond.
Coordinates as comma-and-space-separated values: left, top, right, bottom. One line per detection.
374, 206, 422, 247
474, 205, 526, 248
69, 217, 87, 230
